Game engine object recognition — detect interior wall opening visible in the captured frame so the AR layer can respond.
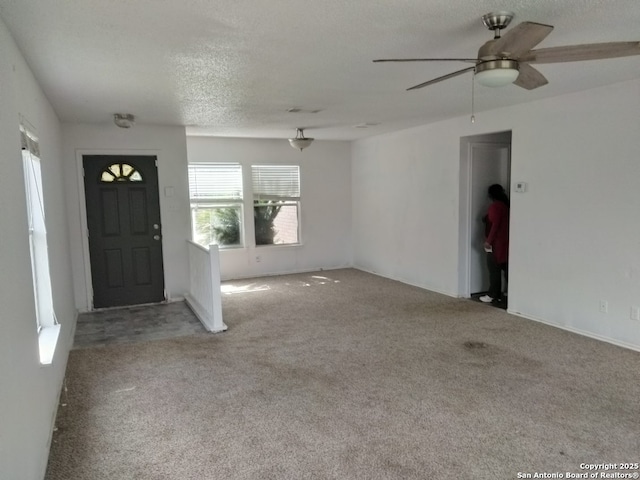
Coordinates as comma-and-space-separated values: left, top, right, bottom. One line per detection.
458, 130, 512, 304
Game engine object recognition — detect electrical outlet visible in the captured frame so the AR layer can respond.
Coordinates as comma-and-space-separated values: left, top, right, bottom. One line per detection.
631, 306, 640, 321
599, 300, 608, 313
255, 255, 261, 263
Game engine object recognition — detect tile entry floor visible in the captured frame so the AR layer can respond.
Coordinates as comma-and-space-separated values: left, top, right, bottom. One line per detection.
73, 301, 207, 349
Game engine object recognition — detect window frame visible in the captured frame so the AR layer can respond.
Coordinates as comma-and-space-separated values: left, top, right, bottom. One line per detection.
21, 124, 60, 365
190, 202, 245, 249
188, 163, 245, 249
251, 164, 301, 247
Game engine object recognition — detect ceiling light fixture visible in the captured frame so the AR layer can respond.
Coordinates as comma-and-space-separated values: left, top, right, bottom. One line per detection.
475, 60, 520, 87
288, 128, 314, 151
114, 113, 135, 128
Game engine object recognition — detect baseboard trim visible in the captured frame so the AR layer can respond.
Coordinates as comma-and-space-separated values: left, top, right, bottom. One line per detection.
507, 309, 640, 353
353, 266, 459, 299
184, 294, 227, 333
220, 265, 353, 282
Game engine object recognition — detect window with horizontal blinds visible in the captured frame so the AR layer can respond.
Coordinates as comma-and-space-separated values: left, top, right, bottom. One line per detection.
252, 165, 300, 245
188, 163, 243, 201
188, 163, 244, 248
252, 165, 300, 200
20, 123, 59, 364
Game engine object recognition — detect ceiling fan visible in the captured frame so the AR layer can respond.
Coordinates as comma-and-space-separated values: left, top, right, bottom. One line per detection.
374, 12, 640, 91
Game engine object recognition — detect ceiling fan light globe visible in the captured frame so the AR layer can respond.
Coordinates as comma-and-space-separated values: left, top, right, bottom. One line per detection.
475, 60, 519, 87
475, 68, 519, 87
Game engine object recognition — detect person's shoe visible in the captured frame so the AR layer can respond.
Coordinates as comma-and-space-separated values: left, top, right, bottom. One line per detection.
479, 295, 494, 303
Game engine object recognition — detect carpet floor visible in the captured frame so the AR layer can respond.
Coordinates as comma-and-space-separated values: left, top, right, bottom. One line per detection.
46, 269, 640, 479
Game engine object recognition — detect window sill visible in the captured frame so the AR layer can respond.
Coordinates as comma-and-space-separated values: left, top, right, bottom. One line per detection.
218, 244, 245, 251
39, 324, 61, 365
255, 243, 303, 249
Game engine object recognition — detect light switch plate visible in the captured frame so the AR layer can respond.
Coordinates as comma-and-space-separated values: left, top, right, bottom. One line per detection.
515, 182, 527, 193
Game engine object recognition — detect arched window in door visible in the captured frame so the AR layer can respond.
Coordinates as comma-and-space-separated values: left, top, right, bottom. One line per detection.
100, 163, 143, 183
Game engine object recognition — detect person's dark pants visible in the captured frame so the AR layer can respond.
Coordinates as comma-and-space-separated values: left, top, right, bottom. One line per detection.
487, 253, 508, 300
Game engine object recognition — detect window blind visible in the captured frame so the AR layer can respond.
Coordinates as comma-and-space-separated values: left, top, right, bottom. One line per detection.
20, 123, 57, 333
252, 165, 300, 200
21, 128, 45, 228
188, 163, 243, 201
20, 126, 40, 157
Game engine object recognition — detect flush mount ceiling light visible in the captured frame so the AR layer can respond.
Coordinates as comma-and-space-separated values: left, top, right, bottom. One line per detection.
288, 128, 314, 151
114, 113, 135, 128
475, 59, 520, 87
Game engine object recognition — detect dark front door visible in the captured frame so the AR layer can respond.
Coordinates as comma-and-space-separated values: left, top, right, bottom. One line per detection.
83, 155, 165, 308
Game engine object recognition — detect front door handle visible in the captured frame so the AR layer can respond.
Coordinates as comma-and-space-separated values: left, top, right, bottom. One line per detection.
153, 235, 161, 241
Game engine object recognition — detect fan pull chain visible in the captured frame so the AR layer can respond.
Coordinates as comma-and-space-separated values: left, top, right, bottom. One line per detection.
470, 71, 476, 124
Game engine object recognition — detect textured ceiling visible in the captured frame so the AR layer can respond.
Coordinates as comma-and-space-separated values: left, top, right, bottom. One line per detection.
1, 0, 639, 140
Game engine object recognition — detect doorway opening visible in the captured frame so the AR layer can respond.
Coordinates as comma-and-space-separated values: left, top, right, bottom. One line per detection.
458, 131, 512, 306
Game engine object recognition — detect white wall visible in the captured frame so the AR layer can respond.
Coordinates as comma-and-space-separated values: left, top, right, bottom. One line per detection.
352, 78, 640, 350
351, 127, 462, 295
187, 137, 353, 280
62, 124, 192, 311
0, 18, 76, 480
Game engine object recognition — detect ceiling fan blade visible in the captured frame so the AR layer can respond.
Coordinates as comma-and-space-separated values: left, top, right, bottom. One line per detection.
373, 58, 477, 63
406, 66, 475, 91
513, 63, 548, 90
521, 41, 640, 64
487, 21, 554, 58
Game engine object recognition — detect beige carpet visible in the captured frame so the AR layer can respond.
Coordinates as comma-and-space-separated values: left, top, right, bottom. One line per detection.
46, 269, 640, 479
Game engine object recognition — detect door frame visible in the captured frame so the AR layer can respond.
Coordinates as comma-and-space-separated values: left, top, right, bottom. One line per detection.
76, 149, 165, 310
458, 132, 512, 298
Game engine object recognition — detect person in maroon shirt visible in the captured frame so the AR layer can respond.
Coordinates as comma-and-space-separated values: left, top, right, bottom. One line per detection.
480, 184, 510, 304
